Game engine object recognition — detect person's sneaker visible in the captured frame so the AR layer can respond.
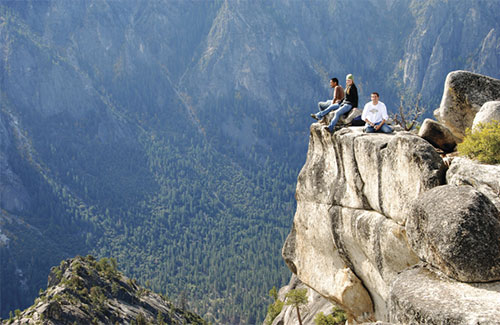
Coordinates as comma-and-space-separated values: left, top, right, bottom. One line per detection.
310, 114, 319, 120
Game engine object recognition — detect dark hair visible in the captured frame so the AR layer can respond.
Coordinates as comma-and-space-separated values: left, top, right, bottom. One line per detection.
371, 92, 380, 97
331, 78, 339, 85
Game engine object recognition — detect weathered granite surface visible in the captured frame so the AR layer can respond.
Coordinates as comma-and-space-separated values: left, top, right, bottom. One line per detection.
390, 265, 500, 324
295, 125, 445, 225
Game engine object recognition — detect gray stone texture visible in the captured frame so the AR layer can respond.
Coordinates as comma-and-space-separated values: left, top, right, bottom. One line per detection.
434, 70, 500, 139
418, 118, 458, 153
407, 185, 500, 282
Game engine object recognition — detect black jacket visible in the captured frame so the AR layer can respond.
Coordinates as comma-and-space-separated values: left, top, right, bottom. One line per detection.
342, 83, 358, 108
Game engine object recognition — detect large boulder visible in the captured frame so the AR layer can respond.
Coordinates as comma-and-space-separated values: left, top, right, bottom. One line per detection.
472, 100, 500, 129
390, 265, 500, 324
418, 118, 458, 153
434, 70, 500, 139
447, 157, 500, 212
407, 185, 500, 282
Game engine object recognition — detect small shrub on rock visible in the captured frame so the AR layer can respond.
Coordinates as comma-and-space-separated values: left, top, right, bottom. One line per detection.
458, 120, 500, 164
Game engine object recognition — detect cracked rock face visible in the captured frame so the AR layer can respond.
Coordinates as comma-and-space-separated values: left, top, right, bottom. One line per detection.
434, 70, 500, 139
283, 124, 444, 321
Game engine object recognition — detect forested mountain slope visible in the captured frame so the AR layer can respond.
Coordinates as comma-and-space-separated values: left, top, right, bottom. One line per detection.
1, 0, 499, 323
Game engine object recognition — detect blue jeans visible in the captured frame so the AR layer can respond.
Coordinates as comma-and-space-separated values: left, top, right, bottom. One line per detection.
364, 122, 393, 133
318, 100, 332, 111
315, 103, 353, 131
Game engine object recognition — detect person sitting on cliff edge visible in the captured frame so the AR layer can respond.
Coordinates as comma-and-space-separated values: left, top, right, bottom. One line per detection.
317, 77, 345, 112
311, 74, 358, 133
362, 92, 393, 133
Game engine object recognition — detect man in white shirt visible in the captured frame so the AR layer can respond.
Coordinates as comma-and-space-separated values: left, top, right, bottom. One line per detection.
361, 92, 393, 133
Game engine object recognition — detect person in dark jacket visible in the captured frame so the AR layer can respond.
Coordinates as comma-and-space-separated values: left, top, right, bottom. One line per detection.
311, 74, 358, 133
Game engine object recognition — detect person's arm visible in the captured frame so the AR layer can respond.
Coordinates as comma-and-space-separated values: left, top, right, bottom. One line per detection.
376, 104, 388, 130
375, 119, 385, 130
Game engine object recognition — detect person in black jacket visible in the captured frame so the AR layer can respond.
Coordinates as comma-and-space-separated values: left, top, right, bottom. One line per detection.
311, 74, 358, 133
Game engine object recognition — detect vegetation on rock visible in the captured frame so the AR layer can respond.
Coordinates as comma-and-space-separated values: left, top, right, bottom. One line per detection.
458, 120, 500, 164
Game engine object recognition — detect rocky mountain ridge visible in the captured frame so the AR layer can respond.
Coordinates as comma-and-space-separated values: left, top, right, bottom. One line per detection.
273, 71, 500, 324
1, 255, 205, 325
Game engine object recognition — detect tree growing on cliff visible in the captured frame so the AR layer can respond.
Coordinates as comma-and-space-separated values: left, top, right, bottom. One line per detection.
265, 286, 284, 325
391, 94, 424, 131
285, 288, 308, 325
314, 306, 347, 325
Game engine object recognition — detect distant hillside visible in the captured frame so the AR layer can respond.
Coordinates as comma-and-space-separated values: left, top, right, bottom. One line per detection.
1, 0, 499, 323
1, 255, 206, 324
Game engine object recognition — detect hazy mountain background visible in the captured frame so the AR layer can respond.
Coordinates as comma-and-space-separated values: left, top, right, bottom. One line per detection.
1, 0, 499, 323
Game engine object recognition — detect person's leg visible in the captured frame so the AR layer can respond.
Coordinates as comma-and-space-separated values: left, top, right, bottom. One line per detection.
326, 104, 352, 131
318, 100, 332, 111
379, 124, 393, 133
364, 125, 376, 133
314, 103, 340, 119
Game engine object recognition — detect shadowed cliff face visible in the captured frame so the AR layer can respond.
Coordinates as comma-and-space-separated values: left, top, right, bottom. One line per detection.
1, 0, 500, 322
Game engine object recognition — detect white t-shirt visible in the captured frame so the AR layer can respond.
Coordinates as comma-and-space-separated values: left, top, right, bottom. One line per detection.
361, 101, 388, 124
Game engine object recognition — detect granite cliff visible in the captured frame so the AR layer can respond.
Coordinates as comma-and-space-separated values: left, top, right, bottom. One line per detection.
273, 71, 500, 324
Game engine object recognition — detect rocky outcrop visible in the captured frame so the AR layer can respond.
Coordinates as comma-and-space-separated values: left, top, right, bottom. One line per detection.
434, 71, 500, 139
3, 256, 206, 325
418, 118, 458, 153
283, 124, 445, 322
281, 116, 500, 323
473, 100, 500, 129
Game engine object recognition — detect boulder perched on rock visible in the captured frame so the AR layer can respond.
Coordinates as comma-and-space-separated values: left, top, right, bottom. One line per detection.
407, 185, 500, 282
418, 118, 458, 152
390, 265, 500, 324
447, 157, 500, 212
434, 70, 500, 139
473, 100, 500, 129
